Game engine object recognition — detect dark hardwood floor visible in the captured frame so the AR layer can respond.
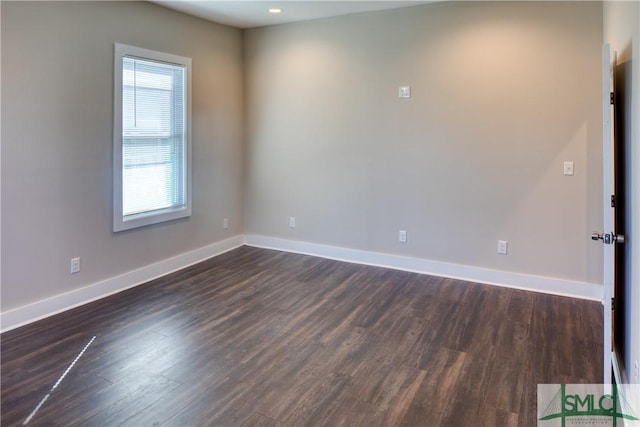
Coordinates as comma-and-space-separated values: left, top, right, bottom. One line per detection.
1, 246, 603, 426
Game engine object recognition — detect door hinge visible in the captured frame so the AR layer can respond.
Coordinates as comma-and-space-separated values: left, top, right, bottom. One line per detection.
610, 92, 615, 105
611, 194, 616, 208
611, 297, 616, 310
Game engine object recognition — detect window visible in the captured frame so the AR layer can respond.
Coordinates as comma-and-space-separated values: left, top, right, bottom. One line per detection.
113, 44, 192, 232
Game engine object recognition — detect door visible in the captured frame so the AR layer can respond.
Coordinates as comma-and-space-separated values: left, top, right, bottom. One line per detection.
593, 44, 624, 385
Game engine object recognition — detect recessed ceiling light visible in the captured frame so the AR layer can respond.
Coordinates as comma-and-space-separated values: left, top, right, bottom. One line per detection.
268, 8, 283, 14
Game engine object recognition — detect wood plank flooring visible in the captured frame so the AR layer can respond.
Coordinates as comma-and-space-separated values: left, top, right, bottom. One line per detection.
1, 246, 603, 426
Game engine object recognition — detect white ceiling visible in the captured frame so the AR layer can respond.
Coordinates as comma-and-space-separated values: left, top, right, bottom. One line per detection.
151, 1, 435, 29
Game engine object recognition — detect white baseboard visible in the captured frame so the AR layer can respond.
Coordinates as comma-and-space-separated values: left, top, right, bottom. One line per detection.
244, 235, 603, 301
0, 235, 244, 333
1, 233, 603, 334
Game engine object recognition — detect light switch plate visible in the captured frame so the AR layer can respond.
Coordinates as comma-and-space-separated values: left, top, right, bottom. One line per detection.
563, 161, 574, 176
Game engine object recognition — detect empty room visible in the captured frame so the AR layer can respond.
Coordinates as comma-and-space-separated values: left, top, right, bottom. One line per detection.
1, 1, 639, 426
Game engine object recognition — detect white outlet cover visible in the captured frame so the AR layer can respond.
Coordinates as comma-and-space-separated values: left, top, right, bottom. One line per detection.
70, 257, 81, 274
289, 217, 296, 228
497, 240, 508, 254
398, 86, 411, 98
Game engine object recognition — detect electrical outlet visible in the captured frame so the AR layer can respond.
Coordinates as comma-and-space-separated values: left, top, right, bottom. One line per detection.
497, 240, 508, 255
289, 217, 296, 228
70, 257, 81, 274
399, 230, 407, 243
635, 360, 639, 382
223, 218, 229, 229
398, 86, 411, 98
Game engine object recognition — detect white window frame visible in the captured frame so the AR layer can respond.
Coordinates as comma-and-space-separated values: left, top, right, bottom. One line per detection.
113, 43, 192, 232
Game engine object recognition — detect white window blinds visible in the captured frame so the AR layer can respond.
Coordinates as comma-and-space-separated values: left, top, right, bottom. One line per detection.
113, 44, 191, 232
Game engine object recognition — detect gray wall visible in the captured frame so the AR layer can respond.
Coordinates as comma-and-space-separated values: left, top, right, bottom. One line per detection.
1, 1, 609, 321
244, 1, 603, 285
1, 1, 244, 311
603, 0, 640, 384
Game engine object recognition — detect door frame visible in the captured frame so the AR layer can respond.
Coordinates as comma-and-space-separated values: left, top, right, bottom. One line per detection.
602, 44, 615, 386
